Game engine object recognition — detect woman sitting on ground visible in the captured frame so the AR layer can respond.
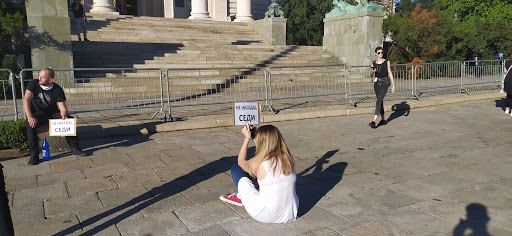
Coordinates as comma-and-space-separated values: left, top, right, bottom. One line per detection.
220, 124, 299, 223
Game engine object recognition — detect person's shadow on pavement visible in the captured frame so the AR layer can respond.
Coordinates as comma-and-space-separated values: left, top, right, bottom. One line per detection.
453, 203, 491, 236
53, 152, 241, 236
387, 101, 411, 123
296, 149, 347, 217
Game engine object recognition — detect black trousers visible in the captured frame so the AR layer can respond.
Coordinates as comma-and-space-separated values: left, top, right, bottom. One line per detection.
26, 113, 80, 158
374, 79, 389, 116
506, 94, 512, 109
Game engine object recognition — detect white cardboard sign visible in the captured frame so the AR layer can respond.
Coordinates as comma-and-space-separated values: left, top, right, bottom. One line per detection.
49, 118, 77, 136
234, 102, 259, 126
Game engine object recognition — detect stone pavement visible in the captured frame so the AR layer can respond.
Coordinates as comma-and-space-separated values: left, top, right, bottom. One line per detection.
2, 97, 512, 235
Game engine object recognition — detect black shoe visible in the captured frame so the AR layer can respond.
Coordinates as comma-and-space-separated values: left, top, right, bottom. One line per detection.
84, 38, 90, 42
27, 156, 40, 165
369, 121, 377, 129
378, 119, 388, 126
72, 148, 87, 157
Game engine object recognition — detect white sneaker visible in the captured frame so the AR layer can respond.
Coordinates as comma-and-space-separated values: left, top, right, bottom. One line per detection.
510, 111, 512, 117
506, 108, 510, 114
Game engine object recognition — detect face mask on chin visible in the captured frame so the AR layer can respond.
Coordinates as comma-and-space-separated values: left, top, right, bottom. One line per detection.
40, 83, 54, 91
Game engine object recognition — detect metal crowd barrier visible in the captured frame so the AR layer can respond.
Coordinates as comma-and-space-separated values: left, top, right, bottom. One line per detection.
413, 61, 463, 98
0, 69, 18, 121
165, 67, 269, 117
266, 64, 346, 112
4, 60, 504, 121
462, 60, 504, 93
19, 68, 168, 120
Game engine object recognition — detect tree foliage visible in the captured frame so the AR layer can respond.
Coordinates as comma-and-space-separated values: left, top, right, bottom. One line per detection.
282, 0, 332, 45
0, 1, 26, 57
386, 0, 512, 63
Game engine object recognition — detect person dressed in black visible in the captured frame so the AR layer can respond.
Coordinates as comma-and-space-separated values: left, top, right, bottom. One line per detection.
23, 68, 86, 165
501, 58, 512, 116
71, 0, 89, 41
369, 46, 395, 129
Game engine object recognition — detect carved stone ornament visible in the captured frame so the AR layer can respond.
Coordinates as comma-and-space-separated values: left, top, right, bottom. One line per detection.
325, 0, 383, 18
265, 0, 284, 18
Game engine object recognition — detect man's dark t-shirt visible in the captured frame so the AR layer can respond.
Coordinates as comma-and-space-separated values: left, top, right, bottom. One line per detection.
71, 2, 85, 18
26, 79, 66, 117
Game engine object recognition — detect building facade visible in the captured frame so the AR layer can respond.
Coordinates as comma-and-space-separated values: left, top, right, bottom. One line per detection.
84, 0, 272, 22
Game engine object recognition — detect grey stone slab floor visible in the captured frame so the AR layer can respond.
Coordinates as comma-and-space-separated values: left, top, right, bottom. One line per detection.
2, 99, 512, 235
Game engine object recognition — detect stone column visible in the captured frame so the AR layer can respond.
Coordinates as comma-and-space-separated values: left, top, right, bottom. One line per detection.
163, 0, 174, 18
189, 0, 210, 19
235, 0, 253, 22
90, 0, 116, 13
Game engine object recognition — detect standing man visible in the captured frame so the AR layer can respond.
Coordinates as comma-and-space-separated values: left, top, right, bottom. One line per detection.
71, 0, 89, 41
23, 68, 86, 165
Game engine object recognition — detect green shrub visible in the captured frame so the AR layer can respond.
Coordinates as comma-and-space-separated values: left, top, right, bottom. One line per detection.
0, 120, 26, 150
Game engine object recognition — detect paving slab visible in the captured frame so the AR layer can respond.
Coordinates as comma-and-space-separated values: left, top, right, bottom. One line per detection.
50, 158, 94, 173
12, 182, 68, 206
116, 213, 189, 236
221, 218, 296, 236
14, 214, 82, 236
37, 169, 86, 187
44, 193, 104, 218
66, 176, 118, 197
97, 185, 152, 208
175, 201, 242, 232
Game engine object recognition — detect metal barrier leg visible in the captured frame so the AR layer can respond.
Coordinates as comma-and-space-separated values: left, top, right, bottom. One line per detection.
460, 62, 469, 95
151, 71, 171, 121
266, 70, 277, 114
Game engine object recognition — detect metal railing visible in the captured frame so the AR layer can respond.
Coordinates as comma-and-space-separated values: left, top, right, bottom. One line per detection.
1, 60, 504, 121
0, 69, 18, 121
19, 68, 168, 120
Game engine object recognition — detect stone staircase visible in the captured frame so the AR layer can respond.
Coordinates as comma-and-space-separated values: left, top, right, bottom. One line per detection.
69, 15, 343, 109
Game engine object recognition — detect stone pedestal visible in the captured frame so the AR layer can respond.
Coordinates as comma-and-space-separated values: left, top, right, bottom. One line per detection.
25, 0, 74, 73
90, 0, 116, 13
189, 0, 210, 20
323, 11, 384, 66
235, 0, 253, 22
251, 17, 287, 45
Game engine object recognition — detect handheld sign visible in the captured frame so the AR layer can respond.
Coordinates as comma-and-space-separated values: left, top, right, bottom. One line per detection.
234, 102, 259, 126
49, 118, 77, 136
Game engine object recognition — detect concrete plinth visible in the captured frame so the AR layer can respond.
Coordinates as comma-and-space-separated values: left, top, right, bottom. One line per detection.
25, 0, 74, 73
251, 17, 287, 46
323, 11, 384, 66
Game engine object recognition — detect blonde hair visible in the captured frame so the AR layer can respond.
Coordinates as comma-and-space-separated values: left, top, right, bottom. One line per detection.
247, 125, 295, 176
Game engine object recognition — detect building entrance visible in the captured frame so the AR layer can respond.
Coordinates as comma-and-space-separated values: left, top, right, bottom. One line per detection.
118, 0, 138, 16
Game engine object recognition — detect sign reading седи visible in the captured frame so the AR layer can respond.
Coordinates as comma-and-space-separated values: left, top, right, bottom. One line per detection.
234, 102, 259, 126
49, 118, 77, 136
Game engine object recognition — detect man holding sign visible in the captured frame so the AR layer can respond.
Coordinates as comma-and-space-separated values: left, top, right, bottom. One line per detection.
23, 68, 86, 165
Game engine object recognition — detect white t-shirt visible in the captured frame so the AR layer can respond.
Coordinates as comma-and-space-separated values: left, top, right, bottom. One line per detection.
237, 160, 299, 223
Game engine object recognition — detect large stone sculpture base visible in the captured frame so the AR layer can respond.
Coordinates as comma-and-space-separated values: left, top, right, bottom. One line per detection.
26, 0, 74, 71
251, 17, 287, 46
323, 11, 384, 66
